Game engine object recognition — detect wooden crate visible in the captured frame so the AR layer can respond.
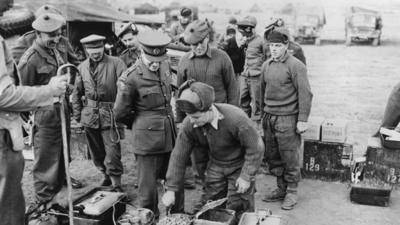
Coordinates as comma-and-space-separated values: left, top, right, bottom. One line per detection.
364, 137, 400, 185
302, 140, 353, 182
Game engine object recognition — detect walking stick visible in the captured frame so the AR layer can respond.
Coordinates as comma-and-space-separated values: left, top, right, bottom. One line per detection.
57, 63, 78, 225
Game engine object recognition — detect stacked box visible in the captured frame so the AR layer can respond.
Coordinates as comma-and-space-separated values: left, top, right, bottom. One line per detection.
321, 119, 348, 143
364, 137, 400, 185
301, 116, 325, 141
302, 140, 353, 181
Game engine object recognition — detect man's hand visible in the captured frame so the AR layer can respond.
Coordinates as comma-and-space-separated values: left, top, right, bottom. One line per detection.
48, 76, 68, 97
235, 177, 250, 194
296, 121, 309, 134
162, 190, 176, 207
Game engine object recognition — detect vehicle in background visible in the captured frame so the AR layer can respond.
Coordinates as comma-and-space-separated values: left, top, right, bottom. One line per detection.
345, 6, 382, 46
275, 3, 326, 45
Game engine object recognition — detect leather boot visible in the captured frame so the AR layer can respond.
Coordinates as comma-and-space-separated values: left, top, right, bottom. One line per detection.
101, 175, 112, 186
262, 176, 287, 202
281, 183, 298, 210
110, 176, 124, 192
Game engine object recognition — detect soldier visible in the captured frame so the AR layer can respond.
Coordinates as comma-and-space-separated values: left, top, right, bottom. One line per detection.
71, 35, 127, 190
177, 19, 238, 121
11, 5, 82, 189
264, 19, 306, 65
162, 81, 264, 219
11, 4, 80, 65
118, 23, 140, 67
113, 30, 184, 219
1, 4, 68, 224
18, 13, 75, 209
260, 28, 313, 210
237, 16, 267, 124
176, 19, 238, 190
169, 7, 193, 44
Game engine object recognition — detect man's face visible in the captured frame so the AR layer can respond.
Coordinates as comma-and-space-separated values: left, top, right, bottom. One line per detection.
180, 16, 191, 25
269, 42, 288, 59
186, 110, 212, 127
86, 47, 104, 62
38, 29, 62, 49
238, 25, 254, 38
142, 53, 160, 71
190, 36, 209, 56
121, 32, 138, 49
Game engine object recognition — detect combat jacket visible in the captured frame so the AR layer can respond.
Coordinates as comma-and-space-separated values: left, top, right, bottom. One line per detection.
1, 35, 54, 149
11, 30, 80, 65
119, 47, 140, 68
18, 40, 69, 128
72, 55, 127, 129
114, 58, 176, 155
242, 34, 267, 77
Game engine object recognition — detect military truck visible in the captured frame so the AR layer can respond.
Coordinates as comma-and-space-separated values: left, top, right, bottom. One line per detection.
276, 4, 326, 45
345, 6, 383, 46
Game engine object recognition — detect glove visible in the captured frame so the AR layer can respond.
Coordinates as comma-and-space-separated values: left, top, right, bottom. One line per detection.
162, 190, 176, 207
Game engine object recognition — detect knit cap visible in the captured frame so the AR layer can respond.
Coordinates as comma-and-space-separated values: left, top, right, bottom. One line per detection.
176, 81, 215, 113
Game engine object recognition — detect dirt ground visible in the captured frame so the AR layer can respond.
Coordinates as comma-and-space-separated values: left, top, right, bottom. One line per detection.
14, 0, 400, 224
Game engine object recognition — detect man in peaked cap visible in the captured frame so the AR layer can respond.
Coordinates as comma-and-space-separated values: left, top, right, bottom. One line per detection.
12, 4, 80, 65
114, 30, 184, 219
72, 34, 127, 191
0, 2, 69, 224
162, 81, 264, 219
260, 28, 313, 210
236, 15, 268, 134
169, 7, 193, 44
117, 23, 140, 67
18, 13, 80, 213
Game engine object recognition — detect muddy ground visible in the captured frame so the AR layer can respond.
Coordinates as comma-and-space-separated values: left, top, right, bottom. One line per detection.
13, 0, 400, 224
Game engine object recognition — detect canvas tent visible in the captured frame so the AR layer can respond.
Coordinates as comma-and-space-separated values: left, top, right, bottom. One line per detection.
18, 0, 142, 57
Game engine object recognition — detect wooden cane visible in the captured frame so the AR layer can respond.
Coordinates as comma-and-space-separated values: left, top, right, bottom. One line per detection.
57, 63, 78, 225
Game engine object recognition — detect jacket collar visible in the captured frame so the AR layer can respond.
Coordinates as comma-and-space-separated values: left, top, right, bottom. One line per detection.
137, 58, 162, 81
188, 45, 212, 59
32, 40, 58, 67
268, 50, 290, 64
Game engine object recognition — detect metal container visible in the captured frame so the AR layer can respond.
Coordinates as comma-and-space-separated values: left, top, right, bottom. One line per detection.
193, 208, 235, 225
238, 210, 287, 225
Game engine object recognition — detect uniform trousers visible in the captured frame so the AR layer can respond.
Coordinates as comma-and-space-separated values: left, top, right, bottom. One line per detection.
0, 130, 25, 225
263, 114, 301, 190
204, 161, 255, 220
85, 127, 123, 177
136, 153, 184, 218
239, 76, 262, 120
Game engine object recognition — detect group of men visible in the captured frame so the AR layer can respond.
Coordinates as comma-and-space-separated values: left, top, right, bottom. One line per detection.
0, 3, 313, 224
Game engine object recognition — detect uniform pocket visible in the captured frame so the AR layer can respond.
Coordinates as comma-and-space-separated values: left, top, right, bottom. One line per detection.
139, 86, 164, 109
132, 116, 166, 152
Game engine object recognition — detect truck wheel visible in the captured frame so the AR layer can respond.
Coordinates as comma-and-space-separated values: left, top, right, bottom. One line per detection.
372, 38, 379, 46
0, 5, 35, 38
345, 34, 352, 46
315, 37, 321, 46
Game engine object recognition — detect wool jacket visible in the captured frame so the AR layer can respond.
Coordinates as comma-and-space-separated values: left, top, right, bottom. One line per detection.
166, 103, 264, 192
260, 51, 313, 122
176, 47, 238, 122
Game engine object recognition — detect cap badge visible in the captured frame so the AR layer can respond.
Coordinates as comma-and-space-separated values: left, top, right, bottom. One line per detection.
153, 48, 161, 55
